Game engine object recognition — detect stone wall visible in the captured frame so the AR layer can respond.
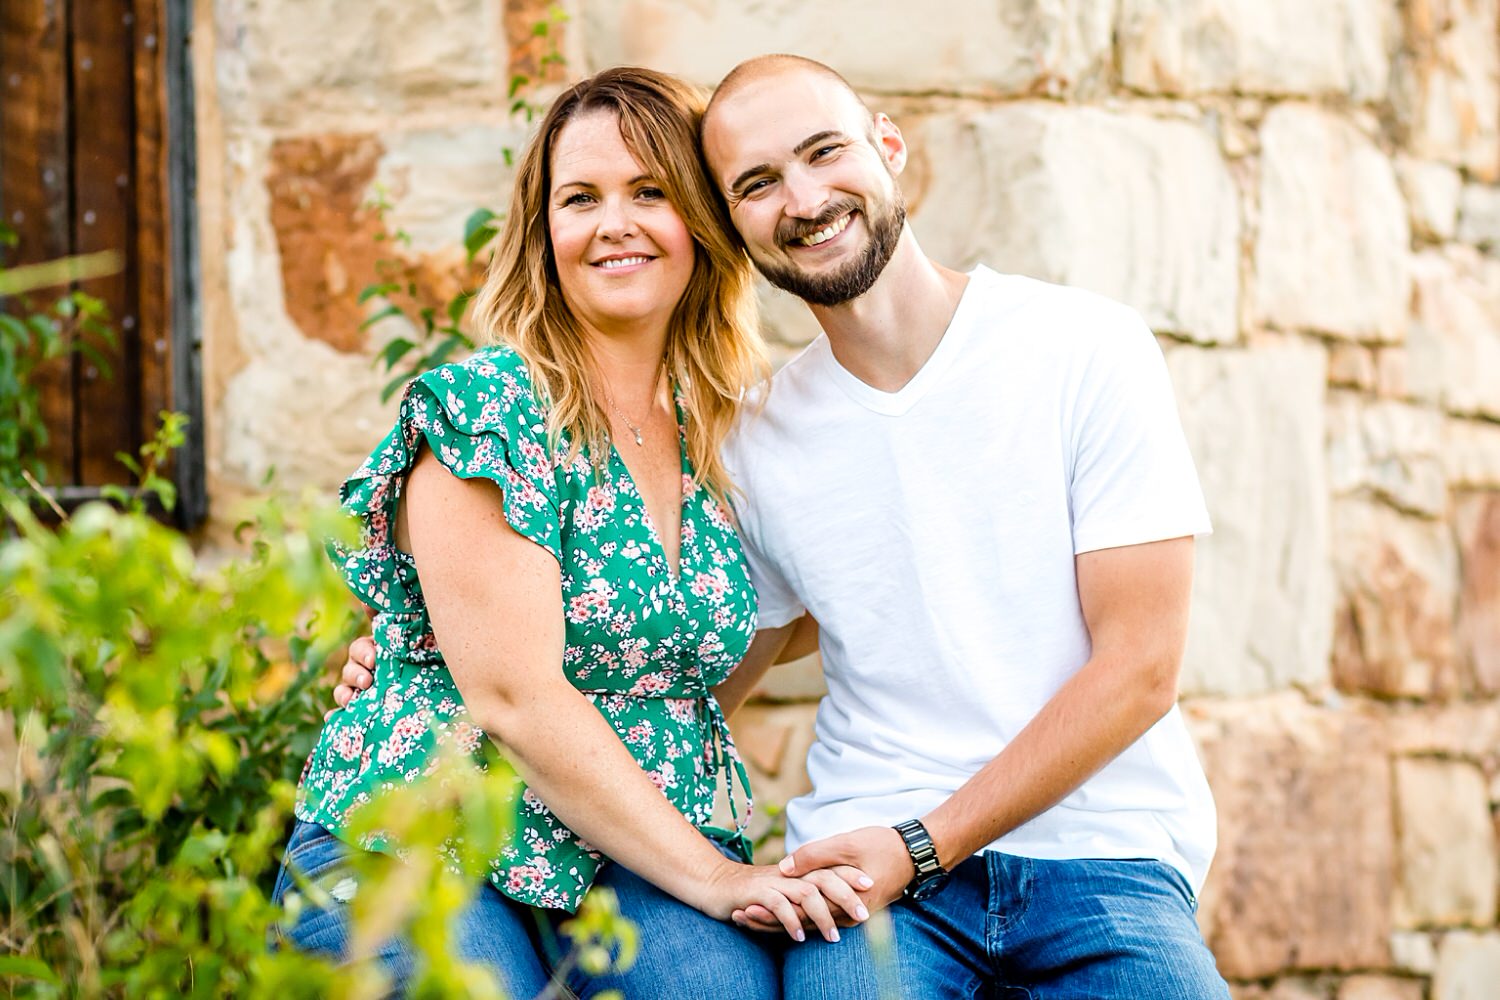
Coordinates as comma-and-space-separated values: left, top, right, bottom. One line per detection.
193, 1, 1500, 994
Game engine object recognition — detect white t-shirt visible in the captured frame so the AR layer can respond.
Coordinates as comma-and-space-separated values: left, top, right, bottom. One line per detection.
723, 266, 1217, 891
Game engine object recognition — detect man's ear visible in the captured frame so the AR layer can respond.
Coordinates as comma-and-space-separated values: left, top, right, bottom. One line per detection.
873, 113, 908, 176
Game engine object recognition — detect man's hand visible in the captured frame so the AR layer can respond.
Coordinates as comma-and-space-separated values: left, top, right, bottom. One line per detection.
326, 634, 377, 719
733, 827, 912, 934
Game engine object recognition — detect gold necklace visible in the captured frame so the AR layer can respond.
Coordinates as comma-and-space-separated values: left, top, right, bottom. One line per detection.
601, 359, 665, 447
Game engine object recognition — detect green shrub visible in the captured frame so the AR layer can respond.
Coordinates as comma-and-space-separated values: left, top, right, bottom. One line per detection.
0, 429, 630, 997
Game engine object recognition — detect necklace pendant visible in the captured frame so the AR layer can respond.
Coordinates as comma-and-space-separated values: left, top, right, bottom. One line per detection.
633, 429, 644, 446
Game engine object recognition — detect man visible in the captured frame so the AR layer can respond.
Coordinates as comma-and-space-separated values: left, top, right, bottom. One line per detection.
339, 55, 1229, 998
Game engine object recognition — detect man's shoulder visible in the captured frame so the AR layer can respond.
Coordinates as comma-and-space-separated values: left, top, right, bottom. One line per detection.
968, 265, 1147, 338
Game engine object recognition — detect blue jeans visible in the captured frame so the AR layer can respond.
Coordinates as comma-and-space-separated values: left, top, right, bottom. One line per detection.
272, 819, 780, 999
783, 852, 1229, 1000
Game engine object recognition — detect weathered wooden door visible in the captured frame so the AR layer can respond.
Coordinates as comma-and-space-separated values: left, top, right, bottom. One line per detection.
0, 0, 202, 522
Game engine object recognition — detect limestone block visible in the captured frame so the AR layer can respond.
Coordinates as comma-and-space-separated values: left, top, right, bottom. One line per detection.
1391, 0, 1500, 181
1445, 418, 1500, 489
1190, 696, 1394, 977
1331, 499, 1460, 698
1117, 0, 1395, 100
1329, 344, 1378, 391
751, 652, 828, 703
1233, 979, 1331, 1000
1167, 342, 1333, 696
1408, 248, 1500, 421
1457, 183, 1500, 253
1395, 758, 1499, 927
1396, 156, 1463, 242
1434, 931, 1500, 1000
1390, 930, 1439, 973
1390, 701, 1500, 760
1457, 494, 1500, 694
219, 0, 501, 125
914, 105, 1240, 344
217, 356, 401, 493
1336, 976, 1424, 1000
1254, 105, 1410, 341
372, 126, 526, 255
578, 0, 1113, 95
1326, 393, 1446, 518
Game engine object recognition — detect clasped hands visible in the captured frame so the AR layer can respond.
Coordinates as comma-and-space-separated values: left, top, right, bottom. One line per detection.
727, 826, 915, 942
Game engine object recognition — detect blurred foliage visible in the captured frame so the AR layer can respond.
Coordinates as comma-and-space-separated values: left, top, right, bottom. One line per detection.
0, 416, 633, 997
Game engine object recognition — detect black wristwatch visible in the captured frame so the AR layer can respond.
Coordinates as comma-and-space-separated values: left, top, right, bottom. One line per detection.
892, 819, 950, 900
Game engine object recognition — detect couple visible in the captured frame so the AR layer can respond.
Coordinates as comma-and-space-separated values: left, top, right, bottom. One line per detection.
277, 55, 1231, 999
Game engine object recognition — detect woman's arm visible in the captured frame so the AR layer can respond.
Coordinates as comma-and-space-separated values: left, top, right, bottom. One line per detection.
399, 450, 847, 938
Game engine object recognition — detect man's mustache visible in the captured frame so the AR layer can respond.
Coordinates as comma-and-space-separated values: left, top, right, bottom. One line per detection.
777, 200, 862, 247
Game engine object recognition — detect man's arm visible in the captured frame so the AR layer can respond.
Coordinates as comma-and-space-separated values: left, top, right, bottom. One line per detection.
768, 536, 1195, 912
711, 613, 818, 719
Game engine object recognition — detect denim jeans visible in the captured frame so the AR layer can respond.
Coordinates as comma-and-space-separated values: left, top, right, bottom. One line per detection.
272, 819, 781, 999
782, 851, 1229, 1000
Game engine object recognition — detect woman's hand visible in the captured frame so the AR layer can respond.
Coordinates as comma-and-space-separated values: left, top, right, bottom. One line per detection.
702, 861, 873, 942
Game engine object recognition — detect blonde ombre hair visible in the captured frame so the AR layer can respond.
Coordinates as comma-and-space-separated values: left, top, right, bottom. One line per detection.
471, 66, 767, 500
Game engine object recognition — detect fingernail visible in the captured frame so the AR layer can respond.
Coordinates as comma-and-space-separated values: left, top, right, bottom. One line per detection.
793, 929, 805, 942
779, 858, 795, 874
858, 876, 874, 889
828, 928, 840, 943
855, 905, 869, 921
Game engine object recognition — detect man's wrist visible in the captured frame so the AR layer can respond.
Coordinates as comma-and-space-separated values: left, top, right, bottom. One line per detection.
892, 819, 950, 900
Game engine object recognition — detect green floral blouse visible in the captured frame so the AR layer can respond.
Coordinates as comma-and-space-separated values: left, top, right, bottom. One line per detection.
296, 346, 759, 911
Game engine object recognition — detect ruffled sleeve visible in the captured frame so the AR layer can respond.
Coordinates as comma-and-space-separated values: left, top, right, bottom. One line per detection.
329, 348, 564, 615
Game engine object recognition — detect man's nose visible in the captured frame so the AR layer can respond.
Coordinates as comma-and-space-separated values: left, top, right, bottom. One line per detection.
782, 168, 830, 219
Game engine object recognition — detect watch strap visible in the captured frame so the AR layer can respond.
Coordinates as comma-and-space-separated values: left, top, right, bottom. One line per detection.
893, 818, 945, 883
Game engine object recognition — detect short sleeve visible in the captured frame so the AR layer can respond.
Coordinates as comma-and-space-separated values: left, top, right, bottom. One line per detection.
730, 493, 805, 630
1068, 309, 1212, 555
330, 351, 564, 613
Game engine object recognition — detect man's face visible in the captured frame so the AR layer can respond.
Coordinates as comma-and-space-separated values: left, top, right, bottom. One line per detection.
703, 72, 907, 307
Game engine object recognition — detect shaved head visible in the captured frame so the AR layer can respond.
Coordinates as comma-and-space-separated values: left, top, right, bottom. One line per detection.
704, 54, 873, 139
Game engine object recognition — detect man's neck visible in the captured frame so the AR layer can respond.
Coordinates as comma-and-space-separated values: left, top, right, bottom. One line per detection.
806, 229, 969, 393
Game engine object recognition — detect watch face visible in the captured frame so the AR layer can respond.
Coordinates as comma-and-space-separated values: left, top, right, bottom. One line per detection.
907, 872, 950, 902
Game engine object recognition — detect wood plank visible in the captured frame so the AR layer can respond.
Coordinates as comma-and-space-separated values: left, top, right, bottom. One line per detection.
132, 0, 170, 450
70, 0, 139, 485
1, 0, 76, 483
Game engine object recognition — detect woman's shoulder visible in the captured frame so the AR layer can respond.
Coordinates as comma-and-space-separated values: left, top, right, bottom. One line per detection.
410, 344, 550, 433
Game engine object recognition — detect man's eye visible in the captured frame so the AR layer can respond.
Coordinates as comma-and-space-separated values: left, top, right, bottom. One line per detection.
811, 144, 839, 160
743, 178, 772, 196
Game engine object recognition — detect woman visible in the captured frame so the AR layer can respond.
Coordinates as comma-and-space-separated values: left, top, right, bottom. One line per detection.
273, 68, 865, 996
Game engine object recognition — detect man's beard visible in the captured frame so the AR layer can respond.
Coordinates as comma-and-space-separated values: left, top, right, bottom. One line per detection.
757, 194, 906, 307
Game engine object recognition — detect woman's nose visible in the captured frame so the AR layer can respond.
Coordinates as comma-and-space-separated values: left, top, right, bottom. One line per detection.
596, 196, 638, 241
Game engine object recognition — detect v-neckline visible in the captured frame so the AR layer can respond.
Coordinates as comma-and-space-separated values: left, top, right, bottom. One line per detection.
606, 392, 690, 583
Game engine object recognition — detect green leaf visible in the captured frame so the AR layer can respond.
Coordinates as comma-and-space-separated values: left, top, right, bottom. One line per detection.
357, 281, 400, 305
374, 337, 417, 371
446, 290, 473, 327
0, 956, 59, 983
359, 304, 404, 332
463, 209, 500, 262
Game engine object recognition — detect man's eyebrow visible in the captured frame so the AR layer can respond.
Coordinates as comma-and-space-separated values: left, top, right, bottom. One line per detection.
793, 130, 845, 155
727, 132, 847, 195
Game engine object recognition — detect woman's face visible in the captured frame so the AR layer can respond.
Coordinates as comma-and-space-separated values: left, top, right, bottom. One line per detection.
547, 110, 696, 342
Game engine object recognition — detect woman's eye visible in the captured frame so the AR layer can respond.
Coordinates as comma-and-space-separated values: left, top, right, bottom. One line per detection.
638, 186, 666, 201
562, 192, 594, 207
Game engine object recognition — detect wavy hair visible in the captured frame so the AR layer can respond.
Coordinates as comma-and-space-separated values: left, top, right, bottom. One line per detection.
470, 66, 766, 500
